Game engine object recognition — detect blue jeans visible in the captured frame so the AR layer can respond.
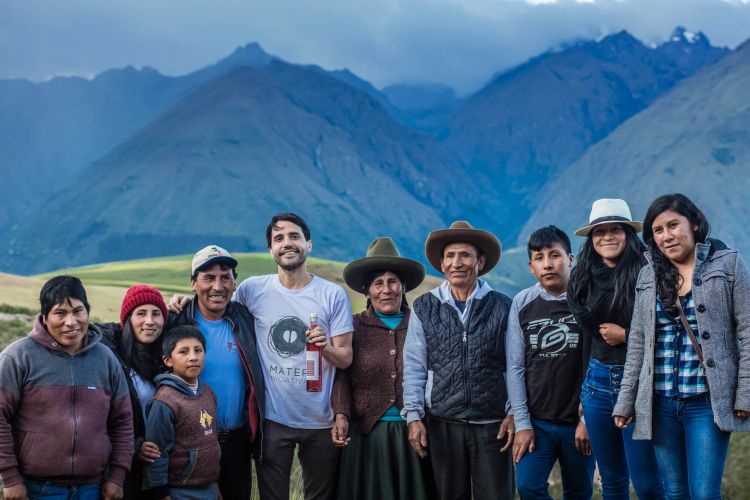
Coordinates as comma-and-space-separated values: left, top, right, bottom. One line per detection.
516, 418, 596, 500
581, 358, 664, 500
652, 393, 730, 500
24, 479, 102, 500
170, 484, 218, 500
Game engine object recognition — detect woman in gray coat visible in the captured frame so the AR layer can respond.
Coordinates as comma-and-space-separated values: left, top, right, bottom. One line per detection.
613, 193, 750, 499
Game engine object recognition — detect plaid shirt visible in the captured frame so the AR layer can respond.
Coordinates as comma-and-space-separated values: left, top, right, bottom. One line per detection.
654, 292, 708, 397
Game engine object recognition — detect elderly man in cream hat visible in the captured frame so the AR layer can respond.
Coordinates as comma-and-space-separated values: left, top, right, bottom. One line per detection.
402, 221, 516, 500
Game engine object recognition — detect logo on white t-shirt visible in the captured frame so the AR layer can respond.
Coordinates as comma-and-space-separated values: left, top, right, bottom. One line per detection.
268, 316, 307, 358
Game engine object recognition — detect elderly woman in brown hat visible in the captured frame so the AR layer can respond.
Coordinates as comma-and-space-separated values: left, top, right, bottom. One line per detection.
330, 237, 436, 500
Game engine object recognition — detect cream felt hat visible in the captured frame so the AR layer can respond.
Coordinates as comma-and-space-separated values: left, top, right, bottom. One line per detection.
575, 199, 643, 236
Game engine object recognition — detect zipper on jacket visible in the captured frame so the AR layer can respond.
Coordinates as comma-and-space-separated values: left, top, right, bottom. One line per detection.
70, 358, 79, 477
462, 329, 471, 418
451, 303, 473, 421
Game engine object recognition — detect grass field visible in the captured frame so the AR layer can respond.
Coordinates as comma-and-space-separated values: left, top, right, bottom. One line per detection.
0, 253, 443, 322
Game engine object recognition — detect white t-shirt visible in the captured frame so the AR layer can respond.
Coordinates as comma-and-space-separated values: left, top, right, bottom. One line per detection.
235, 274, 354, 429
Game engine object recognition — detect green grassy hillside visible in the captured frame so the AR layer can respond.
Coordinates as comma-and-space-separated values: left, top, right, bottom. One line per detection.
5, 252, 438, 322
1, 246, 531, 321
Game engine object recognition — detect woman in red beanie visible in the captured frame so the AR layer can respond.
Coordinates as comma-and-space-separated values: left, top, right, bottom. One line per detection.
99, 284, 170, 499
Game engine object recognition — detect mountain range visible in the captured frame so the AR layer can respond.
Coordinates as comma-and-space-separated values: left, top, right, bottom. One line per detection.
521, 36, 750, 250
439, 28, 727, 239
0, 27, 744, 280
0, 42, 278, 228
1, 61, 502, 272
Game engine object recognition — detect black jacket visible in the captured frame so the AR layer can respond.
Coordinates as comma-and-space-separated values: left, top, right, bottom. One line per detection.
413, 290, 511, 421
169, 297, 266, 461
99, 323, 164, 499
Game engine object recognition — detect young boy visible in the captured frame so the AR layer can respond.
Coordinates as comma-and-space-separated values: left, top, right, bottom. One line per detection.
506, 225, 596, 499
145, 325, 220, 500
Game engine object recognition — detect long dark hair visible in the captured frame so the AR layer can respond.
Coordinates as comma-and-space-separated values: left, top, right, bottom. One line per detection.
643, 193, 710, 315
117, 313, 166, 382
569, 223, 646, 317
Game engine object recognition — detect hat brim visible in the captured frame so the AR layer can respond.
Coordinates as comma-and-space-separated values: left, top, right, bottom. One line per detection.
194, 256, 239, 274
425, 228, 501, 276
343, 256, 426, 293
574, 220, 643, 237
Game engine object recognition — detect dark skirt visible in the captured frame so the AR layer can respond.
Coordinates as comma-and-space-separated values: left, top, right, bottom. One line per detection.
337, 420, 437, 500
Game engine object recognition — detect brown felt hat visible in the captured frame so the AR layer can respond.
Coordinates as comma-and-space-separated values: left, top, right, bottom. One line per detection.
424, 221, 501, 276
344, 237, 426, 293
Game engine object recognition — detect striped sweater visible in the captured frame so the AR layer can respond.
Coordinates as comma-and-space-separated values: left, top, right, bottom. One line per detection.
0, 317, 134, 487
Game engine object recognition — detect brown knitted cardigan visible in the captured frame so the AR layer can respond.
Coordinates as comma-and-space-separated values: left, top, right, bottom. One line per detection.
331, 307, 409, 434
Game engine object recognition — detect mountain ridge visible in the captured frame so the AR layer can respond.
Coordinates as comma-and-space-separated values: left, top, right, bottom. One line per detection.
520, 35, 750, 252
1, 61, 500, 274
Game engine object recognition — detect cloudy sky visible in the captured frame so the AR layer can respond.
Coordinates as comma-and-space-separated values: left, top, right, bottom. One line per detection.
1, 0, 749, 94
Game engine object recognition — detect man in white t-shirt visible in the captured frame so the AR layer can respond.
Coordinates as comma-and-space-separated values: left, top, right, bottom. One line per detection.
234, 212, 353, 500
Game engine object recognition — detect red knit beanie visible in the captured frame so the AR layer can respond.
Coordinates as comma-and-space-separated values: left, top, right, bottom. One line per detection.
120, 285, 168, 327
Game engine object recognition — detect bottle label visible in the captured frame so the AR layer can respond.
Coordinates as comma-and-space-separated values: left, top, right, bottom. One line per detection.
306, 350, 320, 381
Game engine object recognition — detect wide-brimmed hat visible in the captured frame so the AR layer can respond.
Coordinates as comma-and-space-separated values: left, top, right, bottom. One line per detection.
343, 237, 425, 293
424, 221, 501, 276
575, 198, 643, 237
344, 236, 425, 293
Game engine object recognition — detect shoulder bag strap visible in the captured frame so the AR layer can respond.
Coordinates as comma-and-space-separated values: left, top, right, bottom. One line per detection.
675, 298, 706, 369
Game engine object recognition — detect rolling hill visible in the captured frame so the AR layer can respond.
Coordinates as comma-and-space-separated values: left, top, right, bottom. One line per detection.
0, 253, 442, 322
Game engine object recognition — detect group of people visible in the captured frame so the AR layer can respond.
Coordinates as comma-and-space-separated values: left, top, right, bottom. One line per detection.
0, 194, 748, 500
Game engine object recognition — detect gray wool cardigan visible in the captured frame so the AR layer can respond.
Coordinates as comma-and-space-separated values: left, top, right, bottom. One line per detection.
613, 240, 750, 439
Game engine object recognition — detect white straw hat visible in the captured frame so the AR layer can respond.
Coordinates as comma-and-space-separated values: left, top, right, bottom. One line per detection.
574, 199, 643, 236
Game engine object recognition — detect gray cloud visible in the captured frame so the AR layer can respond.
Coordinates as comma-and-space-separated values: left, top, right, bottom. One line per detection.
1, 0, 749, 94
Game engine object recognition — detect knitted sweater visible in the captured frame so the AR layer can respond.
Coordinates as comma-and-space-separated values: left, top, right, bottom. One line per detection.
145, 374, 220, 495
331, 308, 408, 434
